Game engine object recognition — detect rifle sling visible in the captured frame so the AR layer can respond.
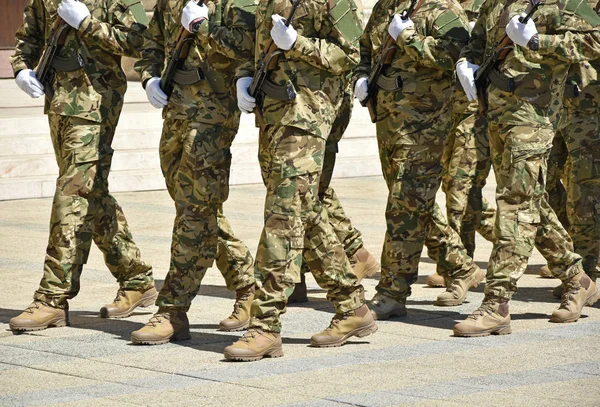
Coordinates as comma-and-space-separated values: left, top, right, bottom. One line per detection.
564, 83, 580, 99
173, 68, 204, 86
50, 55, 86, 72
487, 68, 523, 93
376, 73, 403, 92
260, 79, 296, 101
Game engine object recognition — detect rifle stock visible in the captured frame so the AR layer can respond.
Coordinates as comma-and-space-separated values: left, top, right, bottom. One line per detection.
35, 17, 70, 102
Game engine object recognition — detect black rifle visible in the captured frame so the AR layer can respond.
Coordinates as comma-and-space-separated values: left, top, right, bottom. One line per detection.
35, 18, 71, 101
160, 0, 204, 98
248, 0, 303, 122
474, 0, 544, 115
360, 0, 425, 123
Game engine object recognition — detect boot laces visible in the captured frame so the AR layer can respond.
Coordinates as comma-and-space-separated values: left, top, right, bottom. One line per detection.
560, 280, 581, 307
25, 302, 41, 314
327, 314, 349, 330
240, 328, 261, 342
147, 312, 170, 327
230, 292, 251, 316
469, 302, 497, 320
113, 289, 127, 304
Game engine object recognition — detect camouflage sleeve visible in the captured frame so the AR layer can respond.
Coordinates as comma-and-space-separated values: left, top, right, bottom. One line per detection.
396, 8, 470, 71
538, 31, 600, 63
459, 10, 486, 64
284, 0, 362, 75
9, 0, 45, 75
77, 0, 149, 58
134, 3, 166, 84
354, 10, 375, 80
198, 0, 257, 61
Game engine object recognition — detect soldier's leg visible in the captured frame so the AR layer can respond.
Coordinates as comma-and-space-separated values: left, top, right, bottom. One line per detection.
545, 132, 569, 228
132, 120, 234, 344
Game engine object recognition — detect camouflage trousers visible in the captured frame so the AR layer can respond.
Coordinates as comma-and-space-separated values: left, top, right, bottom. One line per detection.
157, 118, 254, 310
375, 112, 476, 302
300, 92, 364, 276
251, 125, 365, 333
484, 109, 583, 300
35, 114, 154, 308
545, 100, 600, 277
440, 112, 496, 259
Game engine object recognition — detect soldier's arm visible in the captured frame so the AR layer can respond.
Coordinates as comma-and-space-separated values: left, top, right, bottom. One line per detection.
284, 0, 363, 75
200, 0, 257, 61
397, 8, 470, 71
354, 12, 375, 80
459, 10, 487, 64
537, 30, 600, 63
134, 3, 166, 85
10, 0, 45, 75
77, 0, 149, 58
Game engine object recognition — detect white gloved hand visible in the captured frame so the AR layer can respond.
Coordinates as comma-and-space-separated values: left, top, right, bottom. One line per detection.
388, 15, 414, 40
456, 59, 479, 101
145, 77, 168, 109
236, 77, 256, 114
506, 13, 538, 48
354, 77, 369, 102
468, 21, 476, 33
181, 0, 208, 33
270, 14, 297, 51
58, 0, 91, 29
15, 69, 45, 98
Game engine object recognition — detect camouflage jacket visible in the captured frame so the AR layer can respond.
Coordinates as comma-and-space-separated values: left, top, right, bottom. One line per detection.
463, 0, 600, 124
461, 0, 486, 21
355, 0, 470, 123
237, 0, 363, 139
135, 0, 257, 124
10, 0, 149, 123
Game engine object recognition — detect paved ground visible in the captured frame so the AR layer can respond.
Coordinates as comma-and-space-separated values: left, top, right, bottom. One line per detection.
1, 175, 599, 406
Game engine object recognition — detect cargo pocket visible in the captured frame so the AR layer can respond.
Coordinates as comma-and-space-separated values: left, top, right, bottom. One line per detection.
191, 148, 232, 205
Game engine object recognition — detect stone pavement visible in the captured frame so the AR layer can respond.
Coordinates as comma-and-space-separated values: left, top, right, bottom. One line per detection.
1, 176, 599, 406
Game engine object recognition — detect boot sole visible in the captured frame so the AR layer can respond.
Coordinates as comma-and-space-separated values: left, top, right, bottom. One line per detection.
224, 346, 284, 362
131, 331, 191, 346
100, 291, 158, 319
310, 321, 378, 348
550, 288, 599, 323
435, 270, 485, 307
453, 324, 512, 337
10, 318, 68, 332
219, 320, 250, 332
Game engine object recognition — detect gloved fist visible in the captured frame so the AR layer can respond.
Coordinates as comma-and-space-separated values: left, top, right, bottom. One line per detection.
354, 77, 369, 102
236, 77, 256, 114
145, 77, 168, 109
468, 21, 476, 33
506, 13, 538, 48
15, 69, 45, 99
58, 0, 91, 29
455, 59, 479, 101
388, 15, 414, 40
270, 14, 297, 51
181, 0, 208, 33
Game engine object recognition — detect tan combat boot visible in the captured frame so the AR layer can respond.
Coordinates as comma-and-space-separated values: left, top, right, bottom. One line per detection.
219, 284, 254, 331
130, 308, 190, 345
435, 265, 485, 306
288, 272, 308, 304
9, 301, 69, 332
223, 328, 283, 361
425, 272, 446, 287
368, 293, 407, 320
453, 297, 511, 337
551, 271, 598, 323
99, 286, 158, 318
311, 304, 378, 347
538, 265, 553, 278
349, 247, 380, 281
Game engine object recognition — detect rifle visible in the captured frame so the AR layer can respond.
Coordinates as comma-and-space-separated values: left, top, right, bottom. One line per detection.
160, 0, 204, 98
248, 0, 303, 122
360, 0, 426, 123
474, 0, 544, 115
35, 17, 71, 101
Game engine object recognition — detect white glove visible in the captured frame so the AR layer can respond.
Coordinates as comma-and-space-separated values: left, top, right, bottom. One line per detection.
236, 77, 256, 114
456, 59, 479, 101
354, 77, 369, 102
145, 77, 168, 109
181, 0, 208, 33
15, 69, 45, 98
468, 21, 476, 33
388, 15, 414, 40
506, 13, 538, 48
58, 0, 91, 29
271, 14, 297, 51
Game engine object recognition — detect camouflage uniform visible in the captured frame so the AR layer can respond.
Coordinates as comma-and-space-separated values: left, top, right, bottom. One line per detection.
461, 0, 600, 301
440, 0, 496, 259
238, 0, 366, 333
10, 0, 154, 308
356, 0, 478, 303
135, 0, 256, 310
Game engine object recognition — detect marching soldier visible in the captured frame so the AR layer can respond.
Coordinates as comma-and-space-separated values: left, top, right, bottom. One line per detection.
130, 0, 258, 345
454, 0, 600, 336
9, 0, 157, 332
224, 0, 377, 362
